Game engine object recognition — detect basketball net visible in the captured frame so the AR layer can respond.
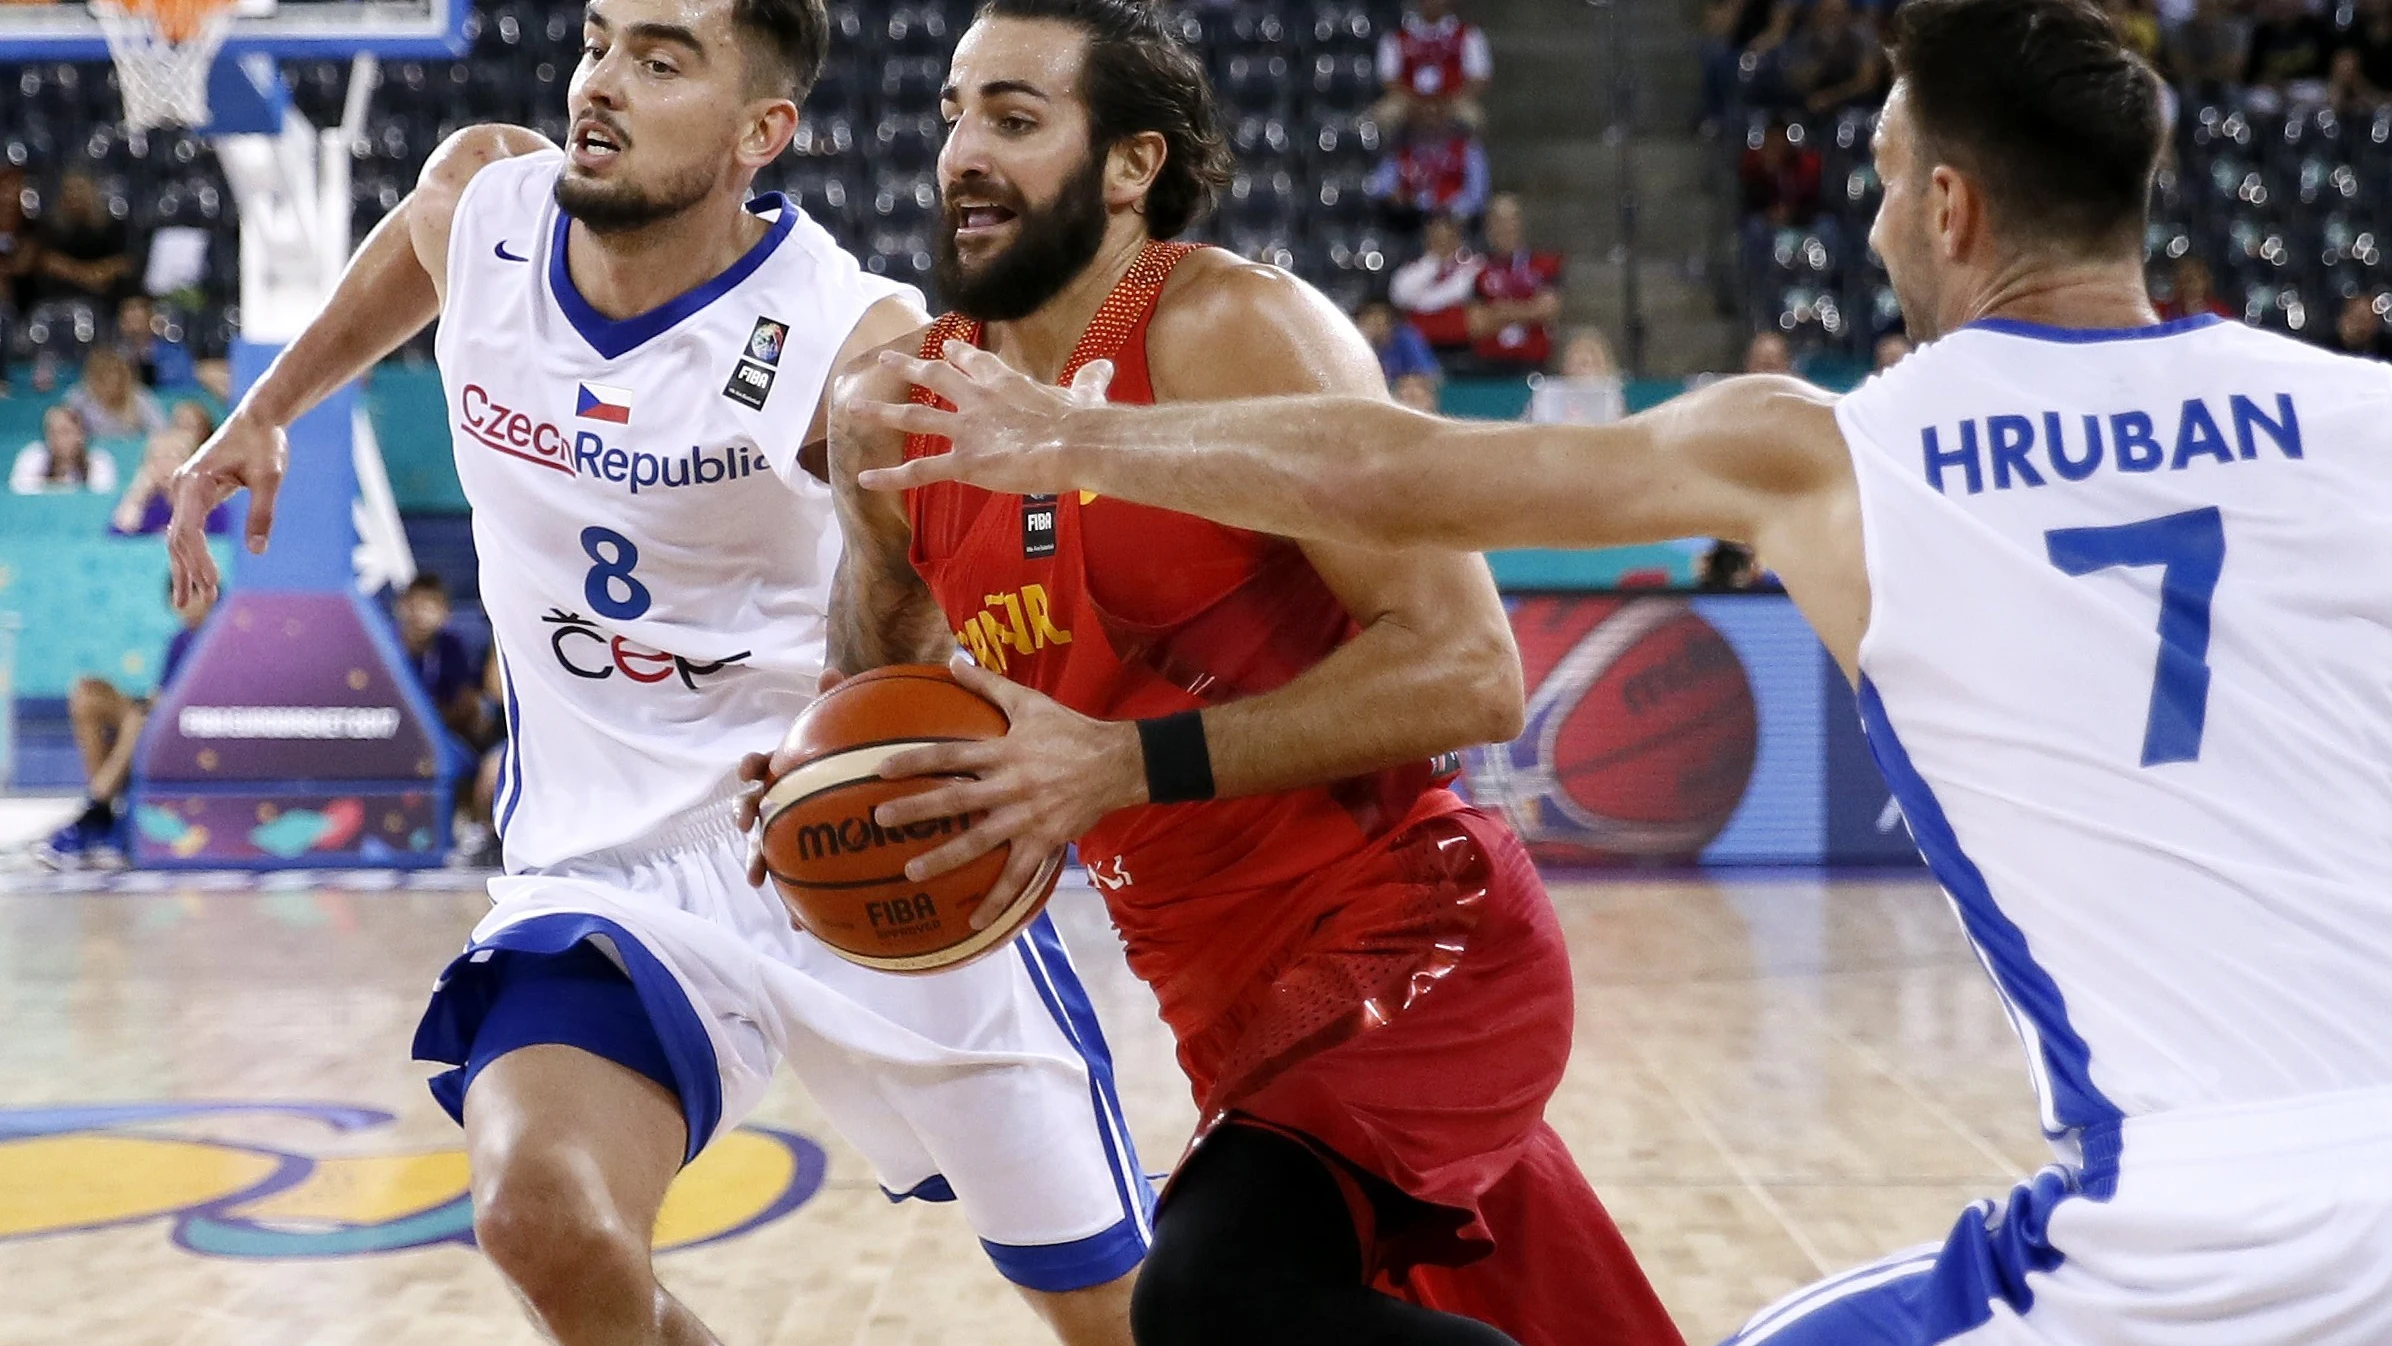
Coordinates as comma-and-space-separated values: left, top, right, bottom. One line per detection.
92, 0, 240, 131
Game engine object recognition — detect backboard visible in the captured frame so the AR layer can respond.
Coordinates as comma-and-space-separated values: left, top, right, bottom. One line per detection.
0, 0, 470, 61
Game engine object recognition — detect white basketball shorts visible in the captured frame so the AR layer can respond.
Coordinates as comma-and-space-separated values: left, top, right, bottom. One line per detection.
413, 794, 1154, 1292
1726, 1085, 2392, 1345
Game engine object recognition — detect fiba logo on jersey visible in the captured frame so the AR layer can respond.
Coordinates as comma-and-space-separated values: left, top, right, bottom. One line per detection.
1460, 597, 1759, 864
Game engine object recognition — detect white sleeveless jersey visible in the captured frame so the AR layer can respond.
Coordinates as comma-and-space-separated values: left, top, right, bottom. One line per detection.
437, 150, 913, 870
1838, 313, 2392, 1141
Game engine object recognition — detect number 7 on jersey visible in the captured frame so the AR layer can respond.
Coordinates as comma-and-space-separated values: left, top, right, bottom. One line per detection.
2043, 506, 2227, 768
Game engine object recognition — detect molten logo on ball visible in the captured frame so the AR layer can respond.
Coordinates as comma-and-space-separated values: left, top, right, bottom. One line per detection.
1461, 596, 1759, 865
794, 812, 973, 863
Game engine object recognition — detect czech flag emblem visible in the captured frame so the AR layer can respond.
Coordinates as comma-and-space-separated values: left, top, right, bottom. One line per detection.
576, 382, 635, 425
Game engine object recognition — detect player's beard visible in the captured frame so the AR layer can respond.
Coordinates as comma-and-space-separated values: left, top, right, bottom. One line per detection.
934, 150, 1110, 323
554, 155, 717, 237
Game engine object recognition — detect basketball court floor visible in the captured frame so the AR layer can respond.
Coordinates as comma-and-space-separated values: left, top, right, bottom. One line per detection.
0, 832, 2039, 1346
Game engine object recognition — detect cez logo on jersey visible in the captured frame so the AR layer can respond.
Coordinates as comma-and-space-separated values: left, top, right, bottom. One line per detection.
458, 384, 772, 494
544, 609, 751, 689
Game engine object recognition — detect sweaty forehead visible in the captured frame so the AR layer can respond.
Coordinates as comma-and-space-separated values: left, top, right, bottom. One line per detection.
587, 0, 734, 46
947, 17, 1090, 103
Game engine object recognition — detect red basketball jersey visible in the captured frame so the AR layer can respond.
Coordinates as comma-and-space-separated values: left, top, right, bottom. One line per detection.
902, 241, 1465, 1044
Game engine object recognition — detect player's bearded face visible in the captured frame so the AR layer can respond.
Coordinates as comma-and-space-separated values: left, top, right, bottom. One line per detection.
554, 109, 723, 235
933, 146, 1111, 323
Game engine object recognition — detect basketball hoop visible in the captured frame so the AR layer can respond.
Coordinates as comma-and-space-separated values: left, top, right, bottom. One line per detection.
92, 0, 241, 130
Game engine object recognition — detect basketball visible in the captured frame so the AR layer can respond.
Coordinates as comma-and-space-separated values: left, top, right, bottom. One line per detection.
1465, 597, 1759, 864
755, 664, 1063, 974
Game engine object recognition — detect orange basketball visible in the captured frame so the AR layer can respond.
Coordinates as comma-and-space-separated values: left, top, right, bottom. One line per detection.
756, 664, 1062, 974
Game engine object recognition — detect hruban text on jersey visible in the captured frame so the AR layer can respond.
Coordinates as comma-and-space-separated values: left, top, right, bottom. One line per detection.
1921, 394, 2303, 495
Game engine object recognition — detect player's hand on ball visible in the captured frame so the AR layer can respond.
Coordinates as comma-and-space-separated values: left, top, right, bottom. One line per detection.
737, 668, 853, 887
872, 653, 1145, 927
847, 341, 1112, 498
168, 407, 288, 609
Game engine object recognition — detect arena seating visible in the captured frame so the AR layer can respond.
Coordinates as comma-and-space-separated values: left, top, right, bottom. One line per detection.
1737, 96, 2392, 359
1, 0, 1412, 369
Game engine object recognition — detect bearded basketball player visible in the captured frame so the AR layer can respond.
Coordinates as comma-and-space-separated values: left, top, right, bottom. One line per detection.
164, 0, 1151, 1342
859, 2, 2392, 1344
797, 2, 1681, 1343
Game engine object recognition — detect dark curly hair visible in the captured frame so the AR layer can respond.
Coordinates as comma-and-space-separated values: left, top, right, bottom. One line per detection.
974, 0, 1233, 238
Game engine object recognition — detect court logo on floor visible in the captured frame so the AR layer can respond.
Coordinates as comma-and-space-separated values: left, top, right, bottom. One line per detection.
0, 1102, 826, 1258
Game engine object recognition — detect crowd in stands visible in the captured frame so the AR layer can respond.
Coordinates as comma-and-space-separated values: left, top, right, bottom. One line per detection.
2, 1, 1571, 405
1710, 0, 2392, 371
1353, 0, 1581, 396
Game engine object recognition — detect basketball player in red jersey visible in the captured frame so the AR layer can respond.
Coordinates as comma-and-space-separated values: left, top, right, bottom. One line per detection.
796, 3, 1680, 1343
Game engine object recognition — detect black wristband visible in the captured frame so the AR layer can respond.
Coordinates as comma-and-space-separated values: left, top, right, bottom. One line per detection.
1137, 710, 1215, 805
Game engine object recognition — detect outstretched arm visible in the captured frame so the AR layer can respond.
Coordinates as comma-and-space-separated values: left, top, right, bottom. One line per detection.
852, 350, 1844, 556
824, 338, 962, 673
167, 123, 553, 605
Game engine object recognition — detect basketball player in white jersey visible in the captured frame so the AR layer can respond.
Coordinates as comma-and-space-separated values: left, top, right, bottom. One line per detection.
849, 0, 2392, 1341
162, 1, 1149, 1342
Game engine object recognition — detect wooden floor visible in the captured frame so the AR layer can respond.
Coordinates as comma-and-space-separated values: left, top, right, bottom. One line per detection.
0, 863, 2042, 1346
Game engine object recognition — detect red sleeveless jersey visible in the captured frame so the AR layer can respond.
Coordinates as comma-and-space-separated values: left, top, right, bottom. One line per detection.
903, 240, 1466, 1056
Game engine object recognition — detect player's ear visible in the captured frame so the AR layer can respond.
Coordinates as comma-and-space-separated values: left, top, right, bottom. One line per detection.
1927, 163, 1969, 262
740, 97, 801, 169
1105, 130, 1168, 213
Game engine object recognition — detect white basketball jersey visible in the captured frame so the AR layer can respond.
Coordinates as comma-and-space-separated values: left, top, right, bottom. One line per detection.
437, 150, 913, 870
1838, 314, 2392, 1141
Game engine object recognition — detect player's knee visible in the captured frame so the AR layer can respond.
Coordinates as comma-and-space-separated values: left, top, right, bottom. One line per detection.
472, 1153, 646, 1317
67, 677, 110, 719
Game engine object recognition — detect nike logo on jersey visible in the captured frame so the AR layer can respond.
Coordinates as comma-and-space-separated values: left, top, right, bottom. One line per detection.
494, 240, 530, 263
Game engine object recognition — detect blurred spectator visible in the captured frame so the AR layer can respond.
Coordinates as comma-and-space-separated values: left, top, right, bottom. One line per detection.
1745, 329, 1795, 374
1375, 0, 1492, 131
2157, 255, 2235, 319
2345, 0, 2392, 89
396, 573, 492, 749
1390, 370, 1443, 413
1698, 541, 1760, 592
1527, 328, 1628, 426
110, 401, 229, 536
2324, 293, 2392, 359
1355, 297, 1440, 386
1468, 194, 1565, 372
2326, 46, 2386, 115
1872, 332, 1913, 371
2167, 0, 2254, 95
63, 346, 169, 440
9, 405, 118, 494
1741, 118, 1825, 227
396, 572, 505, 865
1369, 104, 1491, 231
117, 296, 197, 390
40, 581, 214, 867
0, 168, 32, 395
2110, 0, 2165, 64
1740, 118, 1834, 286
1699, 0, 1783, 129
32, 171, 134, 307
1773, 0, 1885, 115
2244, 0, 2333, 95
1388, 214, 1484, 355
